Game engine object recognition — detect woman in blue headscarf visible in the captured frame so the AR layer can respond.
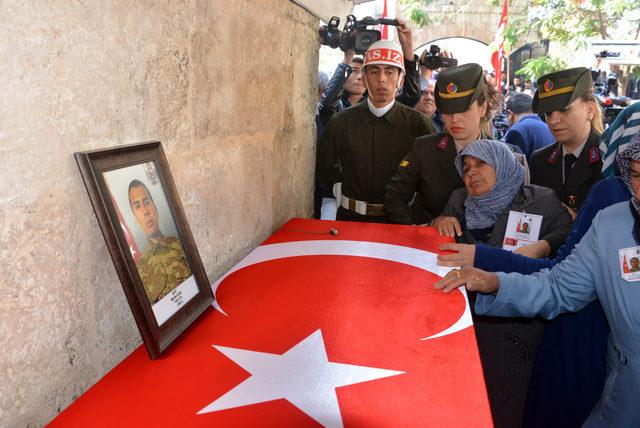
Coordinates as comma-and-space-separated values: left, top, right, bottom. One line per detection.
433, 139, 573, 428
435, 137, 640, 428
437, 107, 639, 428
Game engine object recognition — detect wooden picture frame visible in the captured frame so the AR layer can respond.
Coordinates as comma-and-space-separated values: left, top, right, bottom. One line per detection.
75, 141, 213, 359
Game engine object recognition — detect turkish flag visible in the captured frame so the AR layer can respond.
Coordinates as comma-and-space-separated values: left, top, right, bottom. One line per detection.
491, 0, 508, 92
381, 0, 389, 40
623, 254, 630, 274
111, 195, 141, 263
50, 219, 492, 427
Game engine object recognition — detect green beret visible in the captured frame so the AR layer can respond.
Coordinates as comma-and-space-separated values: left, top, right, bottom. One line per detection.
434, 63, 485, 114
532, 67, 593, 114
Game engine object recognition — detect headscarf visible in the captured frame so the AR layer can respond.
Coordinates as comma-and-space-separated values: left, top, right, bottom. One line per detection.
616, 133, 640, 244
600, 102, 640, 177
455, 139, 525, 229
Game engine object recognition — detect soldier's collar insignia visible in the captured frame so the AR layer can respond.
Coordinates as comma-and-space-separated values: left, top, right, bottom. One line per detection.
548, 146, 561, 164
446, 82, 458, 94
589, 146, 601, 164
437, 135, 449, 151
543, 79, 554, 92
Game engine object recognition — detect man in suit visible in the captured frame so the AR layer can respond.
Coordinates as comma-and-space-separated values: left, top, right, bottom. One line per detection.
529, 67, 604, 215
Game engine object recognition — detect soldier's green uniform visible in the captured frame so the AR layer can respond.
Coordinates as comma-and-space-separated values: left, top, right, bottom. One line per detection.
316, 101, 434, 222
137, 235, 191, 304
385, 63, 489, 224
529, 67, 603, 211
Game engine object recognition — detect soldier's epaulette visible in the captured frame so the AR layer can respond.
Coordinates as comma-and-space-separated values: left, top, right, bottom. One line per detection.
436, 135, 449, 152
547, 146, 561, 164
589, 146, 601, 164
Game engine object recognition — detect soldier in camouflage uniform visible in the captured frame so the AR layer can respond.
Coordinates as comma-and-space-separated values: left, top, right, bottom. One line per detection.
128, 180, 191, 304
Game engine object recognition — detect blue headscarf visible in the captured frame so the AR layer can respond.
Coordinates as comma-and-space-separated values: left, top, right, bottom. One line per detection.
455, 139, 525, 229
616, 134, 640, 247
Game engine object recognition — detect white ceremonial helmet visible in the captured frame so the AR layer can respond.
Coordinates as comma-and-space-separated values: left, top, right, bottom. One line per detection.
363, 39, 405, 73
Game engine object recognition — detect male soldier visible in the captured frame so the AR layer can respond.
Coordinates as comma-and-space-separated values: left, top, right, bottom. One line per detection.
316, 37, 434, 223
128, 180, 191, 304
529, 67, 603, 214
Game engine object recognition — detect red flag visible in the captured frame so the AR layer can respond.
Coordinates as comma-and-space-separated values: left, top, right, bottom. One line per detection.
623, 254, 630, 273
516, 218, 522, 233
491, 0, 508, 92
111, 195, 141, 262
381, 0, 389, 40
50, 219, 491, 427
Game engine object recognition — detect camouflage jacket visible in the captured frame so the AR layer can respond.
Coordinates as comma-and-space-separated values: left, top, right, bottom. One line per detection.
137, 235, 191, 304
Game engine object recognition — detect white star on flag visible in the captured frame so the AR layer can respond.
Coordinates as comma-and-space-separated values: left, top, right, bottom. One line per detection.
198, 329, 404, 427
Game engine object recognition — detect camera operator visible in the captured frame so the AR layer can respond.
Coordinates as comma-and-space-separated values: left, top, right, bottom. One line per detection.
317, 49, 366, 131
316, 37, 435, 223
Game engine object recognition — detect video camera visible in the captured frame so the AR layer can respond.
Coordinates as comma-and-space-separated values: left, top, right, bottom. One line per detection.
319, 15, 400, 54
420, 45, 458, 70
595, 50, 621, 59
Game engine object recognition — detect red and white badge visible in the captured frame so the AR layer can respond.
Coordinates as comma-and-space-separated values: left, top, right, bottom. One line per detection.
619, 246, 640, 282
503, 211, 543, 252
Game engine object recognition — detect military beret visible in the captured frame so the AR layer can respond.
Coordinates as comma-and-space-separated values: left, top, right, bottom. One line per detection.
532, 67, 593, 114
434, 63, 485, 114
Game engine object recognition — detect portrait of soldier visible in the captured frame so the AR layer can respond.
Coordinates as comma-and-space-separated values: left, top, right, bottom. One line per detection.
128, 179, 191, 304
630, 257, 640, 273
521, 222, 530, 234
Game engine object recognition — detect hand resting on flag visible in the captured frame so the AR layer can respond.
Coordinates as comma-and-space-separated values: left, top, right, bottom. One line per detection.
434, 267, 499, 294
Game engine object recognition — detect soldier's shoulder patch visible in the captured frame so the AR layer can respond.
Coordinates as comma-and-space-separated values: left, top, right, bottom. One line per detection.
400, 160, 410, 167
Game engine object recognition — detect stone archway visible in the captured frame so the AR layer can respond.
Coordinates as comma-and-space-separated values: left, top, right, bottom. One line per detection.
406, 0, 535, 52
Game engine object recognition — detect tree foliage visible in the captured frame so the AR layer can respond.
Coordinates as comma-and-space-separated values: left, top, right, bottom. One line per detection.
489, 0, 640, 47
397, 0, 436, 27
516, 56, 568, 81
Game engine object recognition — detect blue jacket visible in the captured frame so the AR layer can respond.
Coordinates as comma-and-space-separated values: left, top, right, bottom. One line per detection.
504, 114, 556, 162
476, 201, 640, 427
474, 177, 631, 428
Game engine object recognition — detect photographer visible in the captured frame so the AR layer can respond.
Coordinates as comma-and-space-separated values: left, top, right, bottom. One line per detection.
317, 49, 366, 130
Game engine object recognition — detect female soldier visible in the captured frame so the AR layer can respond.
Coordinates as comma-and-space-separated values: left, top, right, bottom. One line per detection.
529, 67, 604, 218
434, 139, 572, 427
435, 142, 640, 428
385, 63, 501, 225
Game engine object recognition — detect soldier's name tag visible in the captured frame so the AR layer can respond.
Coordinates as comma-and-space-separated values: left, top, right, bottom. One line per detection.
619, 246, 640, 282
502, 211, 543, 252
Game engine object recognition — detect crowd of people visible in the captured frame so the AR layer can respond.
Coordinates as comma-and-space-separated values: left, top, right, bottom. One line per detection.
315, 21, 640, 428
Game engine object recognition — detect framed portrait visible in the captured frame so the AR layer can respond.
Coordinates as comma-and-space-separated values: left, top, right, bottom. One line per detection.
75, 141, 213, 359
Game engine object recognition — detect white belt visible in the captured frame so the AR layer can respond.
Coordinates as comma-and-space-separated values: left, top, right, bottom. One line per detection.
340, 195, 385, 216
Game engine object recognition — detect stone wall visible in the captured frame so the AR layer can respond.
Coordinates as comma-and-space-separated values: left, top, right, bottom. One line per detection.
411, 0, 534, 49
0, 1, 318, 425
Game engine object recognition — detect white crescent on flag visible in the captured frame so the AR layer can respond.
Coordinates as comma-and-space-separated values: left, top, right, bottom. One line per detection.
211, 240, 472, 341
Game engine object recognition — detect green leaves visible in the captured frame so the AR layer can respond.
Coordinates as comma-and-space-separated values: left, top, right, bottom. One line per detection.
516, 56, 568, 81
398, 0, 435, 27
